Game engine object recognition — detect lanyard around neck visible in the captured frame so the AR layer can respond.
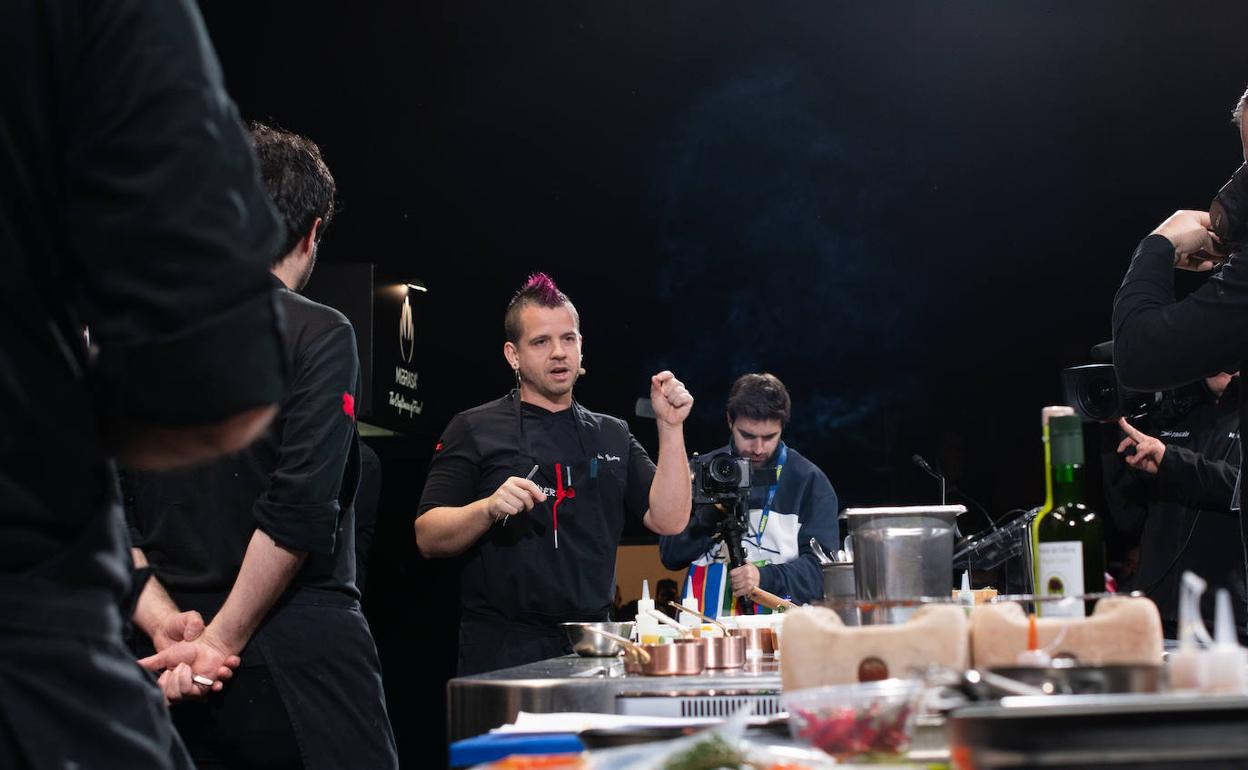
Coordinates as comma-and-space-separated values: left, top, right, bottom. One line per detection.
755, 443, 786, 546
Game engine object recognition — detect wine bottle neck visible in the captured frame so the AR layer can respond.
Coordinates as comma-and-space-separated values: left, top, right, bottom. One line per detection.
1051, 463, 1084, 506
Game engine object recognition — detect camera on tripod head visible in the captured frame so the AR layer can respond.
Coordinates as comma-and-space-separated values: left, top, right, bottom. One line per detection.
693, 454, 752, 505
690, 453, 755, 570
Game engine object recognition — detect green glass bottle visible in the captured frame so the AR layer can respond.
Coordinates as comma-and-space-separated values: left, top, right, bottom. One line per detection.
1028, 406, 1071, 592
1035, 414, 1106, 617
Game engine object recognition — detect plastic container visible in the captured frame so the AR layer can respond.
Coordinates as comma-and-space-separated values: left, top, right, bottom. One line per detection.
679, 586, 701, 632
635, 580, 660, 644
781, 678, 924, 760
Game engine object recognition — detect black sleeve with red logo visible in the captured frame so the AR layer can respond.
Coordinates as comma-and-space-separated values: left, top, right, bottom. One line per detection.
252, 317, 360, 555
417, 414, 483, 516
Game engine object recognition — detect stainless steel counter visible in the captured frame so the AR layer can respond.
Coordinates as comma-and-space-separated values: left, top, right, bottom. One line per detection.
447, 655, 783, 741
948, 691, 1248, 768
450, 656, 1248, 769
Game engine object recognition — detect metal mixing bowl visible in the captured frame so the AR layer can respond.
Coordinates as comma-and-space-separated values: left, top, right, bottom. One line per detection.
561, 622, 635, 657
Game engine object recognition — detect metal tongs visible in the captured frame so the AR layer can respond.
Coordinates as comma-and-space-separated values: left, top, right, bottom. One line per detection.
810, 537, 851, 564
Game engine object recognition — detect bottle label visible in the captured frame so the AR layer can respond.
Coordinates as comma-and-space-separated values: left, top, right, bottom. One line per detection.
1037, 540, 1086, 618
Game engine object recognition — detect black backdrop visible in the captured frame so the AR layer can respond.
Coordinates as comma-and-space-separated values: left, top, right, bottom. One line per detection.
199, 2, 1248, 764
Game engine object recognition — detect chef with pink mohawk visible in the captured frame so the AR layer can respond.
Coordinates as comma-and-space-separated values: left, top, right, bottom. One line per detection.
416, 273, 694, 674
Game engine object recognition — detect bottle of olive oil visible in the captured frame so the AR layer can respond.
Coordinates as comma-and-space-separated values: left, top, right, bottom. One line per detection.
1033, 413, 1106, 617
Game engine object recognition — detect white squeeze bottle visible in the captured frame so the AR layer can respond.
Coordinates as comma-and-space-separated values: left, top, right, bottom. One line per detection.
957, 571, 974, 607
1205, 588, 1247, 694
680, 584, 701, 636
635, 580, 660, 644
1169, 571, 1211, 691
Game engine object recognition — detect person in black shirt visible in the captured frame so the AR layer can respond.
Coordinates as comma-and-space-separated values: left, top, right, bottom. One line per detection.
126, 125, 399, 769
1103, 375, 1244, 640
1113, 85, 1248, 627
0, 1, 286, 767
416, 273, 694, 675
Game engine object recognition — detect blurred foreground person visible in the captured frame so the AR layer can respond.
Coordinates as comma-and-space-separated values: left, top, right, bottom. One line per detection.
0, 0, 286, 766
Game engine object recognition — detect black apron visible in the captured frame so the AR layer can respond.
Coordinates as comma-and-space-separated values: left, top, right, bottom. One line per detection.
167, 587, 397, 770
457, 394, 621, 675
251, 591, 397, 770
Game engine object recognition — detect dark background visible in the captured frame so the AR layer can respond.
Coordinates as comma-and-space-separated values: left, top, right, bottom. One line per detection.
200, 1, 1248, 764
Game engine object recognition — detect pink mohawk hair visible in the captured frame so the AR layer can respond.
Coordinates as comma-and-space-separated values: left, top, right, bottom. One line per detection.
522, 272, 564, 306
504, 271, 579, 343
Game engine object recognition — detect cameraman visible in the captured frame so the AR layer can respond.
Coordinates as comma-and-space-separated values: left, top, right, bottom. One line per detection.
1113, 85, 1248, 630
1102, 374, 1244, 640
660, 374, 839, 616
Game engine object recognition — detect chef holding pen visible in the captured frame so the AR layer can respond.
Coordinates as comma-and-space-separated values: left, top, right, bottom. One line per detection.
415, 272, 694, 675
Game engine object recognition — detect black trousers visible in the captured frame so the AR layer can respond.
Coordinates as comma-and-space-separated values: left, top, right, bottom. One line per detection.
172, 665, 301, 770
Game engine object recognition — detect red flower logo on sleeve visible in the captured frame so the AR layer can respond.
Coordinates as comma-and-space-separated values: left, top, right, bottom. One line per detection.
342, 392, 356, 420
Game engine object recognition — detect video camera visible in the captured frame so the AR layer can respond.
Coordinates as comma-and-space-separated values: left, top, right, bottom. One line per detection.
693, 454, 752, 504
1061, 342, 1205, 425
690, 453, 758, 570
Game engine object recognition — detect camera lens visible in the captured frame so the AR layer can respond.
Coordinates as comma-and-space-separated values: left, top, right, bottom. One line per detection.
709, 456, 742, 485
1077, 374, 1119, 422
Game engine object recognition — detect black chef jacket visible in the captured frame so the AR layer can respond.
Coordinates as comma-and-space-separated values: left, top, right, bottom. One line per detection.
126, 284, 398, 770
418, 392, 655, 674
1102, 380, 1244, 640
1114, 235, 1248, 627
0, 1, 284, 768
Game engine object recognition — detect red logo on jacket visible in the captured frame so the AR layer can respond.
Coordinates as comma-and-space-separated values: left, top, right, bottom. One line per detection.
342, 392, 356, 420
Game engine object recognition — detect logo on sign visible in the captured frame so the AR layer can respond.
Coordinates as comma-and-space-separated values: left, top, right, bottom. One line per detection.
399, 294, 415, 363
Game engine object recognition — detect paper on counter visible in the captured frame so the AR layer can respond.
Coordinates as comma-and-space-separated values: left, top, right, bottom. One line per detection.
491, 711, 721, 734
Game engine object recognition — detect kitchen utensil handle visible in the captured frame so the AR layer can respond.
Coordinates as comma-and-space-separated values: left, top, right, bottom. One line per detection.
646, 608, 694, 637
578, 625, 652, 664
748, 587, 797, 612
665, 600, 731, 636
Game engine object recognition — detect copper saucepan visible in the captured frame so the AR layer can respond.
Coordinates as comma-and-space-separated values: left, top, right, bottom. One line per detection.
727, 588, 793, 656
580, 626, 706, 676
664, 601, 746, 669
729, 626, 775, 656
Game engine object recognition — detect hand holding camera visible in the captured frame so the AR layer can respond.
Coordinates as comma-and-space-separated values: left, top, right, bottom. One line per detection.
1151, 210, 1222, 272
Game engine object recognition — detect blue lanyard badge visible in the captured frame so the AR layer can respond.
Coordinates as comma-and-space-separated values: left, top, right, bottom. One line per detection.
755, 443, 786, 546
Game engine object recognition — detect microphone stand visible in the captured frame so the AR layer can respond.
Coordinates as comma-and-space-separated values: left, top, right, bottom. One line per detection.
913, 454, 947, 505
